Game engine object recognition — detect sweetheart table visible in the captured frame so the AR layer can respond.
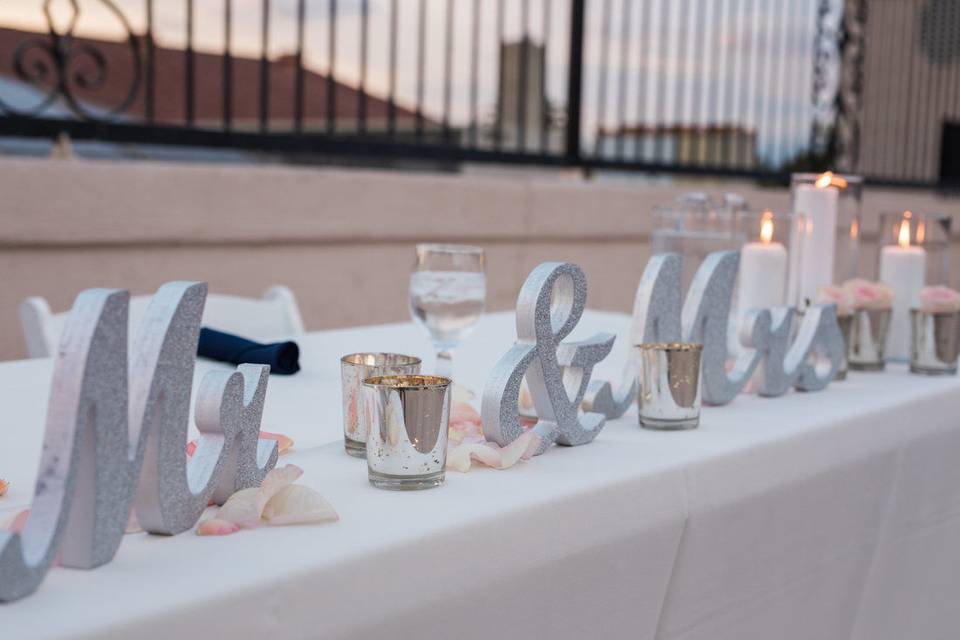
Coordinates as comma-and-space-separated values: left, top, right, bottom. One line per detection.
1, 310, 959, 639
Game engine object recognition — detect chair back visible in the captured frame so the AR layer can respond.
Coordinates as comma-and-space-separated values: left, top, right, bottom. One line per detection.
19, 285, 304, 359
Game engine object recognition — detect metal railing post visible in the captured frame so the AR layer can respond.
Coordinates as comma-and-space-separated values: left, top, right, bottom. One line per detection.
565, 0, 586, 166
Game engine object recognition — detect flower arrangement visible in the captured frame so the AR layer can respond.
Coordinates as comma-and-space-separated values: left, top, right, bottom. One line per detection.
817, 285, 855, 317
841, 279, 894, 311
919, 285, 960, 314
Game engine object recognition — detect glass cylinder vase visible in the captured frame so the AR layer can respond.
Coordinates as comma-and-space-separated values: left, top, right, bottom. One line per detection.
651, 202, 745, 296
788, 172, 863, 307
728, 210, 803, 358
877, 211, 952, 362
733, 210, 804, 335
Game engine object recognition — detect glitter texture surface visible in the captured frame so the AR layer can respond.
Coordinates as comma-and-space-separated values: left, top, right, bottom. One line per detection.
0, 282, 277, 602
742, 304, 844, 395
482, 262, 614, 456
681, 251, 763, 405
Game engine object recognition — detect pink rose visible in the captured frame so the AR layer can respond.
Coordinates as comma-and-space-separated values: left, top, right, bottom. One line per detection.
841, 279, 893, 311
817, 285, 854, 316
919, 286, 960, 314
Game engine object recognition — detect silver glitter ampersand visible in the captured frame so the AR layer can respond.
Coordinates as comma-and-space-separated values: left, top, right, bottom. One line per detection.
0, 282, 278, 602
482, 262, 615, 456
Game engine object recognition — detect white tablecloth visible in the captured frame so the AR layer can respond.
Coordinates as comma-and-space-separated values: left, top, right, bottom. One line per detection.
1, 311, 959, 640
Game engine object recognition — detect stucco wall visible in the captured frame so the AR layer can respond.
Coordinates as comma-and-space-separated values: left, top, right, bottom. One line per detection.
1, 157, 958, 360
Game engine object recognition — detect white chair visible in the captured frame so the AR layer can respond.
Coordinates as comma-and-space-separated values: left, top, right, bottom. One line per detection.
19, 285, 305, 359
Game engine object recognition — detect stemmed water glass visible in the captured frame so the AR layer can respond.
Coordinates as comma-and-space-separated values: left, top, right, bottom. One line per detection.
409, 244, 486, 378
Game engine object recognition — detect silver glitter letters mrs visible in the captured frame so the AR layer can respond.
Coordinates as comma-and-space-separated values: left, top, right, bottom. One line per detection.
0, 282, 277, 602
482, 262, 615, 456
590, 251, 845, 411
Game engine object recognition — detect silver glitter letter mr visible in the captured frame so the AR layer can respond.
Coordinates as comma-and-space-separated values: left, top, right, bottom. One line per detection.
0, 282, 278, 602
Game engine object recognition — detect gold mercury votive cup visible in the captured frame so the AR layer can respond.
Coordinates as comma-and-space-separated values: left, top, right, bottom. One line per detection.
637, 343, 703, 431
362, 375, 452, 490
340, 353, 421, 458
910, 309, 959, 375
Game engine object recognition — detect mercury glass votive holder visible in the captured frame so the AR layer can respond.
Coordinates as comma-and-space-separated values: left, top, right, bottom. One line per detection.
847, 309, 891, 371
835, 314, 854, 380
637, 343, 703, 431
363, 375, 451, 490
910, 310, 959, 375
341, 353, 421, 458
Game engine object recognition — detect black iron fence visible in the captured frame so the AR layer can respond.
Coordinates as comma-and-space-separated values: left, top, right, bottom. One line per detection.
0, 0, 957, 187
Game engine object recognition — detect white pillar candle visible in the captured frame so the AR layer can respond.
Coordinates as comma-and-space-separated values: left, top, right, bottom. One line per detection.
789, 180, 838, 306
879, 220, 927, 361
737, 214, 788, 332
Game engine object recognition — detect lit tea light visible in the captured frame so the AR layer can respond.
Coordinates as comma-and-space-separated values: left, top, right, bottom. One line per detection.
815, 171, 849, 189
737, 210, 788, 333
879, 212, 927, 361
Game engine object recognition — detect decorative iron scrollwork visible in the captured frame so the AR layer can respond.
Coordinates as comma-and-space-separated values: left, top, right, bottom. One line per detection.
835, 0, 868, 173
0, 0, 141, 120
810, 0, 841, 160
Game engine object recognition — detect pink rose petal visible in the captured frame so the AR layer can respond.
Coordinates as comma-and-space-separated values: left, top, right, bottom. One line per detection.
6, 509, 29, 534
450, 401, 483, 428
447, 431, 541, 472
262, 485, 340, 526
196, 518, 241, 536
126, 509, 142, 534
259, 431, 295, 454
498, 431, 540, 467
213, 487, 264, 528
187, 430, 294, 458
449, 402, 484, 444
215, 464, 303, 528
445, 401, 540, 472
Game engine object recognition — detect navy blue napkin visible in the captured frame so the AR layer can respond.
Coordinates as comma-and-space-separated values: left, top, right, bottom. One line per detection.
197, 327, 301, 375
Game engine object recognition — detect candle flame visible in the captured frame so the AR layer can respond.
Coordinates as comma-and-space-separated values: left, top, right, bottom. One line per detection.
898, 218, 911, 248
815, 171, 847, 189
760, 211, 774, 244
850, 218, 859, 239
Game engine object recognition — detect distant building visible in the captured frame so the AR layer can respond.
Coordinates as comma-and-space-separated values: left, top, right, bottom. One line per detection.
595, 125, 758, 167
0, 26, 433, 136
496, 38, 549, 151
855, 0, 960, 184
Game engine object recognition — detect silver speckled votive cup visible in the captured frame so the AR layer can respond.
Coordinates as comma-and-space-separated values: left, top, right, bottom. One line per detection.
341, 353, 421, 458
363, 375, 451, 490
910, 309, 959, 375
637, 343, 702, 431
847, 308, 891, 371
834, 314, 853, 380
